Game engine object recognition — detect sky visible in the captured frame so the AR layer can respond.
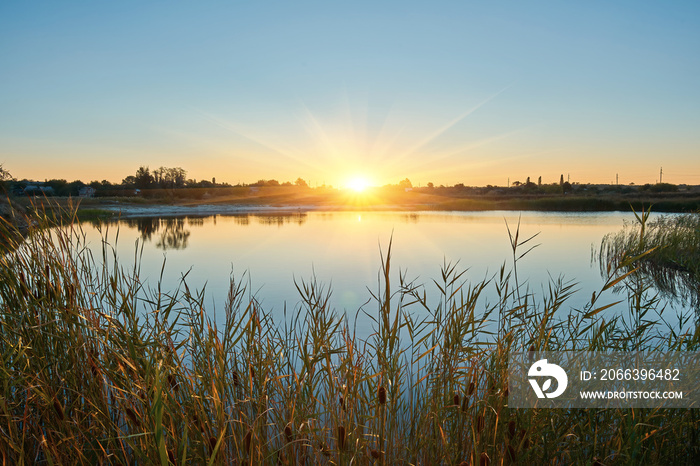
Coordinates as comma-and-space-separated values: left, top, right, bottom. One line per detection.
1, 0, 699, 188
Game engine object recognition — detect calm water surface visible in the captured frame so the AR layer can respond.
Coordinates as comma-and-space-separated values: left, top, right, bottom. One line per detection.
87, 210, 683, 336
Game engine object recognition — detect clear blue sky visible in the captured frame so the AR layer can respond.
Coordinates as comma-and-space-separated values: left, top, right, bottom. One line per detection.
1, 0, 699, 186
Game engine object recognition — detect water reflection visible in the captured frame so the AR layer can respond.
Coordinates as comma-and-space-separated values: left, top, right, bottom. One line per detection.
80, 210, 691, 338
112, 213, 309, 250
600, 259, 700, 311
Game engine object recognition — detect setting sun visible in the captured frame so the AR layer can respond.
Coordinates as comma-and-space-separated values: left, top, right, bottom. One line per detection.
346, 176, 371, 192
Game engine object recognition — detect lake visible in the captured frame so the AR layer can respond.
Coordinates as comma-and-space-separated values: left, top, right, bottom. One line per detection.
86, 210, 689, 338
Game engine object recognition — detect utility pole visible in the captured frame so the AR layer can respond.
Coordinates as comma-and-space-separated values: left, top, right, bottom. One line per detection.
660, 167, 663, 184
616, 173, 619, 185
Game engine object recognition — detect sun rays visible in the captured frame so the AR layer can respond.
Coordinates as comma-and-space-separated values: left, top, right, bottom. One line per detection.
186, 85, 521, 188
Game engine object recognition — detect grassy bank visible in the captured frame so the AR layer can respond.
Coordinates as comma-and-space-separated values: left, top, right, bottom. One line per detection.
9, 188, 700, 216
1, 207, 699, 464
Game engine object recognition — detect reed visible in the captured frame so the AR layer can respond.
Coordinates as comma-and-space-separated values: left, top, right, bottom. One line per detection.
0, 202, 698, 464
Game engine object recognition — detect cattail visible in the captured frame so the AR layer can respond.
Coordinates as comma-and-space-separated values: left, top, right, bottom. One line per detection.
208, 436, 217, 452
479, 452, 490, 466
125, 407, 140, 427
19, 271, 29, 298
522, 434, 530, 450
88, 353, 100, 378
250, 367, 255, 379
507, 445, 516, 462
458, 461, 469, 466
476, 414, 485, 433
168, 374, 179, 392
468, 381, 476, 397
453, 393, 461, 406
378, 386, 386, 405
232, 371, 240, 387
507, 420, 516, 440
528, 344, 536, 361
244, 430, 252, 454
503, 386, 509, 398
53, 399, 65, 421
284, 424, 293, 443
167, 448, 175, 464
339, 395, 345, 410
370, 449, 381, 459
337, 425, 346, 450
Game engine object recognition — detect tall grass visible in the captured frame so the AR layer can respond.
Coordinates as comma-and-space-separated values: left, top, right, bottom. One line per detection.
598, 208, 700, 311
1, 204, 699, 464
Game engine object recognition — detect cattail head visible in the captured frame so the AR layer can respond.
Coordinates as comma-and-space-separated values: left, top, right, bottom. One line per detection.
88, 353, 100, 378
528, 344, 536, 361
476, 414, 485, 433
244, 430, 252, 455
521, 430, 530, 450
370, 449, 381, 459
479, 452, 490, 466
453, 393, 461, 406
284, 424, 293, 443
208, 436, 217, 452
468, 381, 476, 397
167, 374, 179, 392
125, 407, 140, 427
339, 395, 345, 410
337, 425, 346, 450
232, 371, 240, 387
19, 274, 29, 299
167, 448, 175, 464
53, 399, 65, 421
507, 420, 516, 440
461, 395, 469, 413
507, 444, 516, 462
458, 461, 469, 466
378, 386, 387, 405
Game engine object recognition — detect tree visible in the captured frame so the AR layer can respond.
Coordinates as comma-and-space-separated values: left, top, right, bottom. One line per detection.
427, 182, 434, 189
0, 164, 11, 182
121, 176, 137, 188
559, 174, 564, 186
398, 178, 412, 189
294, 177, 308, 188
135, 166, 153, 189
0, 164, 12, 193
538, 176, 542, 186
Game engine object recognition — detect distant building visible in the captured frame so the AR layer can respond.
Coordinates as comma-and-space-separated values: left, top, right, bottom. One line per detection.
79, 187, 96, 197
